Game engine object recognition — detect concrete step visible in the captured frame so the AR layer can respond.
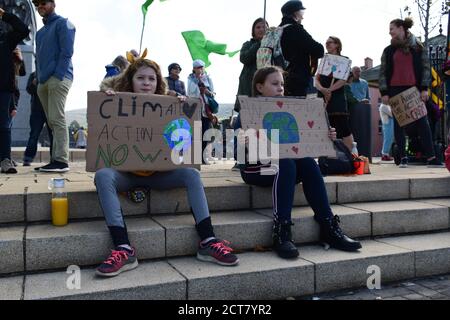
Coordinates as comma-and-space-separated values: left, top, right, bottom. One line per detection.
11, 148, 86, 163
1, 200, 449, 274
5, 232, 449, 300
1, 173, 450, 224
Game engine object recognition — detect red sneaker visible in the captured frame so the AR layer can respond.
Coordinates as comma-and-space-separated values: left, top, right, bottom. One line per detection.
96, 247, 138, 277
197, 239, 239, 266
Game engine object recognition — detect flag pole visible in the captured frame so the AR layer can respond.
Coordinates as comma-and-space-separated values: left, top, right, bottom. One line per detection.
139, 19, 146, 55
263, 0, 267, 22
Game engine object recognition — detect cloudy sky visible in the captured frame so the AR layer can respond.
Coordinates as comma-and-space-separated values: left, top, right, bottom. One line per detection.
34, 0, 448, 110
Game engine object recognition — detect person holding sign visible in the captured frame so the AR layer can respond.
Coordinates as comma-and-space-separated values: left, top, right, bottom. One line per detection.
95, 58, 238, 277
236, 66, 361, 259
315, 36, 355, 152
379, 18, 442, 168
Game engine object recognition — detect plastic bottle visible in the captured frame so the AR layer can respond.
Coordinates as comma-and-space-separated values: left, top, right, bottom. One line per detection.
351, 142, 359, 156
48, 178, 68, 226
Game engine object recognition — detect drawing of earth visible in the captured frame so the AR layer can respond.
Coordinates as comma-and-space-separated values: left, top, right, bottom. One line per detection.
163, 118, 192, 151
262, 112, 300, 144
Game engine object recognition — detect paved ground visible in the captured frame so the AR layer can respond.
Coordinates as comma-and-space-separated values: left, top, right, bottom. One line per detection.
295, 273, 450, 300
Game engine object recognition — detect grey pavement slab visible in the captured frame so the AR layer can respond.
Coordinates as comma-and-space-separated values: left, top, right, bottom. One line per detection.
410, 175, 450, 199
169, 251, 314, 300
298, 240, 415, 293
0, 276, 23, 300
255, 205, 371, 243
336, 177, 410, 203
26, 218, 165, 271
153, 211, 273, 256
251, 181, 337, 209
377, 232, 450, 277
344, 201, 449, 236
0, 226, 24, 274
24, 261, 186, 300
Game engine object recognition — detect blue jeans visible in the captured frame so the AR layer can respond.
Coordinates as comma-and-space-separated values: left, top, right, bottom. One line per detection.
240, 158, 334, 224
381, 118, 394, 155
0, 92, 12, 161
23, 98, 53, 162
94, 167, 210, 229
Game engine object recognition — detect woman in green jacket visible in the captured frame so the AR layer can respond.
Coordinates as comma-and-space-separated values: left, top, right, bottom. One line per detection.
234, 18, 268, 112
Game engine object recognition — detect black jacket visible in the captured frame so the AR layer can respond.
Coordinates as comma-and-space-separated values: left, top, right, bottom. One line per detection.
0, 12, 29, 92
279, 17, 324, 94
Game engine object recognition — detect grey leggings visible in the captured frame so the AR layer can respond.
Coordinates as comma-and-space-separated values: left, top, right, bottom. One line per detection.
94, 167, 210, 228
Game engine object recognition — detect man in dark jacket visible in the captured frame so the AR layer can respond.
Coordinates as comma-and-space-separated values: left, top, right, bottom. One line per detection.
0, 7, 29, 174
279, 0, 324, 97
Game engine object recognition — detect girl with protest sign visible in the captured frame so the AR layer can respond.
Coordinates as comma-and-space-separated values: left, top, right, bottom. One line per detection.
315, 36, 355, 152
95, 58, 238, 277
236, 66, 361, 259
379, 17, 443, 168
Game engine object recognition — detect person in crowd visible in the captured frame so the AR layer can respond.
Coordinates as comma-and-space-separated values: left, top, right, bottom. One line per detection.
165, 63, 186, 96
315, 36, 355, 151
234, 17, 268, 112
379, 17, 443, 168
235, 66, 361, 259
23, 71, 53, 166
33, 0, 75, 172
10, 46, 26, 117
74, 126, 87, 149
279, 0, 324, 97
104, 55, 129, 79
187, 59, 218, 164
350, 66, 370, 103
96, 57, 238, 277
0, 7, 29, 174
379, 102, 394, 161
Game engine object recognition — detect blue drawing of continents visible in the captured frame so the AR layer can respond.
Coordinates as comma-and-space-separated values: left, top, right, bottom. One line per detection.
163, 118, 192, 151
262, 112, 299, 144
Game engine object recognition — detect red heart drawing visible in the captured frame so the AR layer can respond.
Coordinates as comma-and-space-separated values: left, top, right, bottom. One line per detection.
307, 121, 315, 128
276, 101, 283, 109
292, 146, 299, 154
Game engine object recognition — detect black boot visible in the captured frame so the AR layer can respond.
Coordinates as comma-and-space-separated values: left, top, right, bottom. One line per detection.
272, 221, 299, 259
318, 215, 362, 252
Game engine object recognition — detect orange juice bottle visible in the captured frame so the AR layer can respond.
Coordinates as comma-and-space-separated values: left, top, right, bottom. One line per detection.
49, 178, 68, 226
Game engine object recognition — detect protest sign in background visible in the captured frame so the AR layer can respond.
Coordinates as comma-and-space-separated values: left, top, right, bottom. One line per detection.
317, 54, 352, 80
86, 92, 201, 172
388, 87, 428, 127
238, 96, 336, 159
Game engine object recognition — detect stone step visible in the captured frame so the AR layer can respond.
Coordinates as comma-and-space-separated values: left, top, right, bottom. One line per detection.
11, 148, 86, 163
1, 173, 450, 224
1, 200, 449, 274
5, 232, 448, 300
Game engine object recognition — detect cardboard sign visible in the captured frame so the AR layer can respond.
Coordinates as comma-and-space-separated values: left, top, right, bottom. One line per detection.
86, 92, 202, 172
388, 87, 428, 127
317, 54, 352, 80
238, 96, 336, 159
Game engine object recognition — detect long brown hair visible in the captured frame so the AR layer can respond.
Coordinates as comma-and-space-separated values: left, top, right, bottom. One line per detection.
113, 59, 167, 94
251, 17, 269, 39
252, 66, 285, 96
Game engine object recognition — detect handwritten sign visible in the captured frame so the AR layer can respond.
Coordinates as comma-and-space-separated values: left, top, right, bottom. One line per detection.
86, 92, 201, 172
238, 96, 336, 159
317, 54, 352, 80
388, 87, 428, 127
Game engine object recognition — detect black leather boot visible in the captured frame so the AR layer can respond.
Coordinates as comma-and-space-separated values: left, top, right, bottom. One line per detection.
272, 221, 299, 259
318, 215, 362, 251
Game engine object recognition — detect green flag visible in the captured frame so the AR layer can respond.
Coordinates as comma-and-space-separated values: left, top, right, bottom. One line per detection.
141, 0, 154, 17
181, 30, 239, 68
142, 0, 168, 17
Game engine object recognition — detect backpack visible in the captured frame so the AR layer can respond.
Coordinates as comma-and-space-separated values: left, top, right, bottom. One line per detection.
256, 25, 290, 70
318, 140, 354, 176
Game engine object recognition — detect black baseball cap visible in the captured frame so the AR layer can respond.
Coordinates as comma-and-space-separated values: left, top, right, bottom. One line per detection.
281, 1, 306, 15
